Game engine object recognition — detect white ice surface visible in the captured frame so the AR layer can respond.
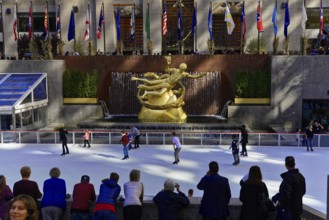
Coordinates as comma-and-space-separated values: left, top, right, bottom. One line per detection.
0, 144, 327, 216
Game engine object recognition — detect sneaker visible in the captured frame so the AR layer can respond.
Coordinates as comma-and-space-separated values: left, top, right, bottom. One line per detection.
173, 161, 178, 164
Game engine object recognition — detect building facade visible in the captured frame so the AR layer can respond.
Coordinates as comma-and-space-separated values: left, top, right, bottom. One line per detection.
0, 0, 326, 58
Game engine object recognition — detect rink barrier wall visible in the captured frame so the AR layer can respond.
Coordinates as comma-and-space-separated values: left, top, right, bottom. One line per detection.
52, 197, 325, 220
0, 130, 329, 148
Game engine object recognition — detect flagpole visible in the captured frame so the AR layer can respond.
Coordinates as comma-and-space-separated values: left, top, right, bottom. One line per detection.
240, 1, 244, 54
0, 0, 4, 57
15, 0, 19, 56
88, 2, 91, 55
257, 1, 260, 54
30, 1, 34, 40
102, 2, 106, 53
274, 0, 277, 55
194, 1, 197, 53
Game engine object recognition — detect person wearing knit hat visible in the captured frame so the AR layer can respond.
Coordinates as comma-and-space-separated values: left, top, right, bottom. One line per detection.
153, 178, 189, 220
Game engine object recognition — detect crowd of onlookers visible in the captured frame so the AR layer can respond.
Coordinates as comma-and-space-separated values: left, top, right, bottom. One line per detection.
0, 155, 306, 220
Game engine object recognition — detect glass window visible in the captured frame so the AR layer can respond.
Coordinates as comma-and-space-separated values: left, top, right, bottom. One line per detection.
33, 78, 47, 102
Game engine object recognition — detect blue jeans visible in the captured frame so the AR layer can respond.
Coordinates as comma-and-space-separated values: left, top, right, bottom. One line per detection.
123, 144, 129, 157
93, 210, 117, 220
71, 212, 92, 220
306, 137, 313, 149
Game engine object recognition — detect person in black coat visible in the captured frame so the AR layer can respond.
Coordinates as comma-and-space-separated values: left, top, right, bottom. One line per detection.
153, 178, 189, 220
272, 156, 306, 220
197, 161, 231, 220
240, 125, 248, 156
239, 165, 270, 220
59, 127, 69, 156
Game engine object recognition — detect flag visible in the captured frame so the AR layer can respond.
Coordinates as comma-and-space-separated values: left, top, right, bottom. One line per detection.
225, 4, 235, 35
145, 3, 151, 40
42, 3, 48, 38
162, 2, 167, 35
68, 10, 75, 41
284, 1, 290, 38
208, 2, 213, 40
56, 4, 61, 39
28, 4, 33, 40
130, 4, 135, 41
191, 4, 197, 37
178, 6, 182, 41
13, 4, 17, 41
83, 6, 90, 41
240, 2, 246, 41
272, 3, 278, 36
116, 6, 121, 41
320, 0, 324, 38
96, 5, 104, 40
257, 4, 264, 32
302, 0, 308, 37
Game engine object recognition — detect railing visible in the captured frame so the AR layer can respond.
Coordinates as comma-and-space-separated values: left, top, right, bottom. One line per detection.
0, 130, 328, 147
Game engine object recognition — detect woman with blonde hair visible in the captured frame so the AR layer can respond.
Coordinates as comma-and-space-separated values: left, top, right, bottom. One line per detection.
123, 169, 144, 220
8, 194, 39, 220
0, 175, 14, 220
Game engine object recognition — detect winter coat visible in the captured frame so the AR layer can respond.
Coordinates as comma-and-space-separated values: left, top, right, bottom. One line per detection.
239, 182, 269, 220
272, 169, 306, 217
0, 185, 14, 220
41, 177, 67, 210
94, 179, 121, 209
197, 173, 231, 218
153, 190, 189, 220
71, 182, 96, 212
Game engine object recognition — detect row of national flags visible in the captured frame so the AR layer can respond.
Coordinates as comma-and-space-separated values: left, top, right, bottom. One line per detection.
11, 1, 323, 46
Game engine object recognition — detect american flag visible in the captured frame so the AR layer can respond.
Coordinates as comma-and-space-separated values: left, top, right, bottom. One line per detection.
97, 6, 104, 40
320, 0, 324, 38
13, 4, 17, 41
162, 2, 167, 36
42, 3, 48, 38
257, 4, 264, 32
83, 6, 90, 41
56, 5, 61, 39
28, 4, 33, 40
241, 2, 246, 41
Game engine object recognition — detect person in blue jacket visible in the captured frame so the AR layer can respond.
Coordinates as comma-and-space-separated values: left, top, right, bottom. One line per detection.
197, 161, 231, 220
40, 167, 67, 220
93, 172, 121, 220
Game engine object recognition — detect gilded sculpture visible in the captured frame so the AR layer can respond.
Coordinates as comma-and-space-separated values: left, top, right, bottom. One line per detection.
131, 55, 206, 123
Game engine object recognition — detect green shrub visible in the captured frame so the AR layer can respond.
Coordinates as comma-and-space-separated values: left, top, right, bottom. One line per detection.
63, 69, 99, 98
235, 69, 271, 98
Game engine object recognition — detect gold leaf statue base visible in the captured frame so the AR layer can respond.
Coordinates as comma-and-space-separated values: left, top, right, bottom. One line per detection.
138, 106, 187, 123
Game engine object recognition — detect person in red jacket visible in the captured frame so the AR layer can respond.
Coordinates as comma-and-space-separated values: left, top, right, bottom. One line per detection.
70, 175, 96, 220
121, 130, 130, 160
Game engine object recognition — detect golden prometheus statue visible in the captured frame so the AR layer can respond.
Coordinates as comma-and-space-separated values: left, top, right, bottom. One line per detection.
131, 55, 206, 123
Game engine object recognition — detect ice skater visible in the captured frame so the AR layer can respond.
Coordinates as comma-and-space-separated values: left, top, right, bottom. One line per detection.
229, 135, 240, 165
83, 129, 91, 148
172, 132, 182, 164
121, 130, 130, 160
59, 127, 69, 156
240, 125, 248, 156
130, 125, 141, 149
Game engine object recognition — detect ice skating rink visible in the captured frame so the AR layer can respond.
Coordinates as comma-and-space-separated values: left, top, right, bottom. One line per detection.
0, 143, 327, 216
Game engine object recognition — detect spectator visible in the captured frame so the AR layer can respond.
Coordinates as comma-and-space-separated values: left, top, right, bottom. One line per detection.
8, 194, 39, 220
70, 175, 96, 220
13, 166, 42, 206
40, 167, 67, 220
197, 161, 231, 220
272, 156, 306, 220
93, 172, 121, 220
153, 178, 189, 220
123, 170, 144, 220
0, 175, 14, 220
239, 165, 270, 220
188, 189, 194, 197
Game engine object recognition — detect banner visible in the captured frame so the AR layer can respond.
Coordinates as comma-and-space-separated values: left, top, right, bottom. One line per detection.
83, 6, 90, 41
225, 4, 235, 35
96, 5, 104, 40
162, 2, 167, 36
13, 4, 17, 41
68, 10, 75, 41
208, 2, 213, 40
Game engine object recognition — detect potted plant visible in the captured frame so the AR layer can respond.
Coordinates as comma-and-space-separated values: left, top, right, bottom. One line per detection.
63, 69, 99, 104
234, 69, 271, 104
